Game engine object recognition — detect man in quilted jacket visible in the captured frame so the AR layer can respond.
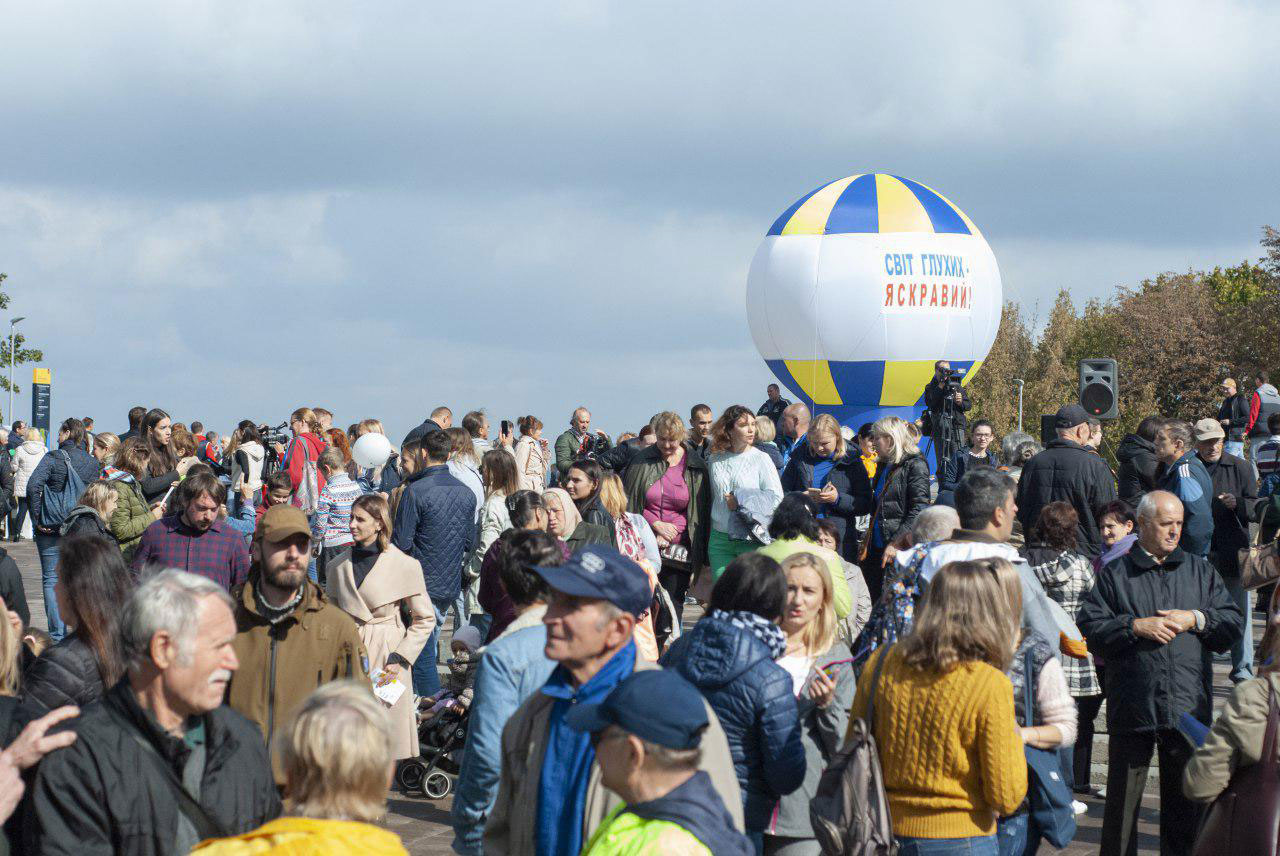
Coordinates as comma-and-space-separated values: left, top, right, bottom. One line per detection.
393, 429, 477, 696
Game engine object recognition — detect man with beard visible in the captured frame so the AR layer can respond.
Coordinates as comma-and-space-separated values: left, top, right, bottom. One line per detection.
131, 471, 250, 590
226, 503, 367, 781
25, 570, 281, 854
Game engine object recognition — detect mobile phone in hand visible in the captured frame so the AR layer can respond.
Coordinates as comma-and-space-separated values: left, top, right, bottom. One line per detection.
501, 420, 513, 435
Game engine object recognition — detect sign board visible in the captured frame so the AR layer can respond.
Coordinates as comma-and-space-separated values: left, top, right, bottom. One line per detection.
31, 367, 51, 436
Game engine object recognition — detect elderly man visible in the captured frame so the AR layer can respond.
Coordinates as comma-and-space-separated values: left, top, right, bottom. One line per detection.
777, 403, 811, 469
484, 545, 742, 856
131, 471, 251, 590
227, 504, 367, 777
554, 407, 611, 478
568, 670, 752, 855
1154, 419, 1214, 557
25, 569, 281, 854
1016, 404, 1117, 556
1078, 491, 1241, 856
1194, 417, 1257, 683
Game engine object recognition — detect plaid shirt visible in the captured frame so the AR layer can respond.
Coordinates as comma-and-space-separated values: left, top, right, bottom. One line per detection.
1030, 548, 1100, 697
131, 514, 251, 591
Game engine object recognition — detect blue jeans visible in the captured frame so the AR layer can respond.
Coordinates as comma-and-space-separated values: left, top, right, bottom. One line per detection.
996, 813, 1028, 856
34, 532, 65, 641
897, 834, 999, 856
1224, 574, 1254, 682
469, 611, 493, 641
412, 593, 465, 696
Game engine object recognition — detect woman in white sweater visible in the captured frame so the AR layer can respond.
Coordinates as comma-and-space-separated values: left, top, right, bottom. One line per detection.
706, 404, 783, 580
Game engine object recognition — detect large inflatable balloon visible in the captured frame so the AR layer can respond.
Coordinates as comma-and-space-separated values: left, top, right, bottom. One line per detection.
746, 173, 1001, 430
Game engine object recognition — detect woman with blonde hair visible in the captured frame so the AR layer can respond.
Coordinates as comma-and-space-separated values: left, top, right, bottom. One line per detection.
754, 415, 784, 471
599, 472, 662, 660
108, 441, 162, 561
851, 559, 1027, 853
327, 494, 434, 762
278, 407, 328, 506
513, 415, 550, 493
781, 413, 873, 565
766, 552, 855, 855
58, 481, 118, 541
446, 427, 484, 514
92, 432, 120, 471
860, 415, 931, 603
706, 404, 783, 579
194, 681, 408, 854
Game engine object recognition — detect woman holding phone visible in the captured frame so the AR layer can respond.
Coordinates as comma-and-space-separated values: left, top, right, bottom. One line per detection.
765, 552, 855, 855
780, 413, 872, 563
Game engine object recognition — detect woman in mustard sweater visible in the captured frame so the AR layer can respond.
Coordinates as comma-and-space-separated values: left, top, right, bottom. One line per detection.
850, 560, 1027, 856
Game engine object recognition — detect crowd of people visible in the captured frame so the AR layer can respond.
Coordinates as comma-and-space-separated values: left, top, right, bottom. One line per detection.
0, 374, 1273, 855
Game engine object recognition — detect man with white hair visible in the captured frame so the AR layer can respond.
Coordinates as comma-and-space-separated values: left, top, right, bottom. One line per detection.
24, 569, 281, 855
1079, 490, 1240, 856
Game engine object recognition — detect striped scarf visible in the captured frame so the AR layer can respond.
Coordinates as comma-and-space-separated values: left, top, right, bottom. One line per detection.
710, 608, 786, 660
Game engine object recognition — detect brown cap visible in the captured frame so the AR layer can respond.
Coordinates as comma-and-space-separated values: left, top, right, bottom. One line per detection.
255, 504, 311, 545
1193, 418, 1226, 442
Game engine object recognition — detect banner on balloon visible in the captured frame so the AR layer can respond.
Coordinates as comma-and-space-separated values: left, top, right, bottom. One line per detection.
746, 173, 1001, 432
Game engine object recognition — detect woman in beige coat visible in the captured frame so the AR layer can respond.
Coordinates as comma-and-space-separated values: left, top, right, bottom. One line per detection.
513, 415, 550, 493
329, 492, 436, 760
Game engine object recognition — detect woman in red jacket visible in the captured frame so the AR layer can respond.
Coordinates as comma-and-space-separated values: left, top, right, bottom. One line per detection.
275, 407, 328, 508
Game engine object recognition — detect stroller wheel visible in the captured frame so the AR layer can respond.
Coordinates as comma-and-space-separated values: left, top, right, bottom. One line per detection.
424, 770, 453, 800
396, 759, 428, 794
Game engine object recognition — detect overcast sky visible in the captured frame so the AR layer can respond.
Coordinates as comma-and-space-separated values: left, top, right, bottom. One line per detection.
3, 1, 1277, 441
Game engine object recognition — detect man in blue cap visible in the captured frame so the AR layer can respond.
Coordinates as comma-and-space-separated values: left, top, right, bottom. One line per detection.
568, 669, 752, 855
484, 545, 743, 856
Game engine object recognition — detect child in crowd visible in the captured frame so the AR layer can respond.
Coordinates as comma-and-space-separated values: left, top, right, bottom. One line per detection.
419, 625, 483, 717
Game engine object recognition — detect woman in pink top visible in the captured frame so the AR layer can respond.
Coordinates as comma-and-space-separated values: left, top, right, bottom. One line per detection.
623, 411, 712, 632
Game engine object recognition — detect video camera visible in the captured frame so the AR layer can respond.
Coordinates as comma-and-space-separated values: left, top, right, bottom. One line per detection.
574, 432, 609, 462
937, 367, 964, 394
258, 422, 289, 473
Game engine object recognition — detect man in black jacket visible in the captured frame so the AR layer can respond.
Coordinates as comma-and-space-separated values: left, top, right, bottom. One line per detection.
920, 360, 971, 474
1015, 404, 1117, 556
1194, 417, 1257, 683
1114, 416, 1162, 507
1079, 490, 1241, 856
1217, 378, 1250, 458
24, 569, 281, 855
756, 384, 791, 430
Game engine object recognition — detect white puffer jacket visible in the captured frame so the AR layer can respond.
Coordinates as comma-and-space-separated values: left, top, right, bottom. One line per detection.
14, 440, 47, 497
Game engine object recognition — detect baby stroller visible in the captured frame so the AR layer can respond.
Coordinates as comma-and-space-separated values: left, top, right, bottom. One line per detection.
395, 697, 471, 800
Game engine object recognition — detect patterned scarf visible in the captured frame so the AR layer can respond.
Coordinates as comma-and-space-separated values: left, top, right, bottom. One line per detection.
710, 609, 787, 661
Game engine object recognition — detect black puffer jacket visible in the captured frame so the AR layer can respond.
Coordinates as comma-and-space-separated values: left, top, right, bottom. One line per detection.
1202, 452, 1257, 576
1115, 433, 1159, 507
780, 446, 873, 560
0, 547, 29, 628
19, 635, 105, 720
1078, 547, 1240, 735
1016, 439, 1116, 557
24, 679, 281, 855
867, 453, 930, 547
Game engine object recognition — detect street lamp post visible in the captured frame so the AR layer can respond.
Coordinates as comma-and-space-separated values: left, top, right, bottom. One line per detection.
8, 317, 24, 428
1013, 378, 1025, 433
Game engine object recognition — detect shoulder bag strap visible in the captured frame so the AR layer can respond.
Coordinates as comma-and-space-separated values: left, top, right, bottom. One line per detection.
1262, 683, 1279, 769
109, 708, 227, 841
1022, 647, 1035, 727
858, 466, 900, 561
865, 644, 893, 738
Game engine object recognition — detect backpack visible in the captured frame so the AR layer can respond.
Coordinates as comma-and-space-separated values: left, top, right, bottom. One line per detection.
809, 645, 898, 856
36, 450, 87, 529
851, 546, 932, 665
293, 439, 321, 516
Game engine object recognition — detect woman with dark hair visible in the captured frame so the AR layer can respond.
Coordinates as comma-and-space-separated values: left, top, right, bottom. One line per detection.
513, 415, 550, 493
465, 451, 521, 637
226, 422, 267, 512
328, 492, 434, 761
477, 491, 570, 641
1095, 499, 1138, 571
757, 493, 855, 620
19, 535, 131, 717
562, 458, 615, 542
661, 552, 805, 846
707, 404, 784, 580
452, 530, 565, 854
25, 418, 103, 642
1024, 501, 1101, 798
138, 408, 182, 504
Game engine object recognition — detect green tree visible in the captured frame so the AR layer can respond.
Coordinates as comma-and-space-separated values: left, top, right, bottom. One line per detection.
0, 273, 45, 424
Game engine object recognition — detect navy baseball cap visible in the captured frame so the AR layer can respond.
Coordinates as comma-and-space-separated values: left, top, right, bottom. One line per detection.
532, 544, 651, 617
1054, 404, 1090, 430
565, 670, 709, 749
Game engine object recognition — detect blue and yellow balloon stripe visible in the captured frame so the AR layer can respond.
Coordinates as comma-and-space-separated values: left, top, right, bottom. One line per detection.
766, 173, 975, 237
765, 358, 981, 408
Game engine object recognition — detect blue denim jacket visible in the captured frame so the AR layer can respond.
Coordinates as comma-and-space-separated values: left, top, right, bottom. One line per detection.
451, 615, 556, 855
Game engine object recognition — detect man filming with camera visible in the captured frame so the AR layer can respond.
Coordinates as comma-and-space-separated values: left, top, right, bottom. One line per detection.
920, 359, 971, 476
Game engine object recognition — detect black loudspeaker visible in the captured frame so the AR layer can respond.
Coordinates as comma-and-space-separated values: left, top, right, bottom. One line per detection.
1040, 415, 1057, 446
1079, 358, 1119, 420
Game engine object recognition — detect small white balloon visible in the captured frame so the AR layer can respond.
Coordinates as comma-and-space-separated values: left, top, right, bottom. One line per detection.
352, 433, 393, 469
